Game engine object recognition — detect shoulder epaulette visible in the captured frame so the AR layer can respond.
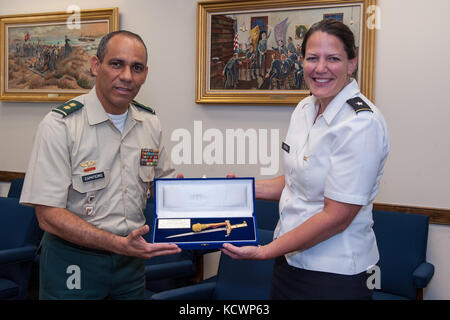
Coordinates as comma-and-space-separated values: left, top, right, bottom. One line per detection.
52, 100, 84, 118
347, 97, 373, 113
131, 100, 156, 115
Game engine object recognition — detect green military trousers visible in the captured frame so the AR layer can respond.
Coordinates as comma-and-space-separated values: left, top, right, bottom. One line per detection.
39, 232, 146, 300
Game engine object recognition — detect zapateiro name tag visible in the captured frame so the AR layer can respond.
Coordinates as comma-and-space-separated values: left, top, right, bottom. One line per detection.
158, 219, 191, 229
82, 172, 105, 183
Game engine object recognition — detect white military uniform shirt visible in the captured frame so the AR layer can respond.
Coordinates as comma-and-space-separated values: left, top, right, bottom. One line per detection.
275, 79, 390, 275
20, 88, 176, 236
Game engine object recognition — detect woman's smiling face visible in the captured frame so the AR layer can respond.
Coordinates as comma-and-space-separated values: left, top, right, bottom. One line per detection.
303, 31, 357, 109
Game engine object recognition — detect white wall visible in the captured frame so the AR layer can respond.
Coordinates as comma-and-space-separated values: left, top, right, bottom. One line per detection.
0, 0, 449, 299
374, 0, 450, 300
374, 0, 450, 209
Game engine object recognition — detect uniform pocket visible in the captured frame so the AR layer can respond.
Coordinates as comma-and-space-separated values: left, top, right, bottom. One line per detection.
139, 166, 154, 183
301, 152, 326, 201
72, 169, 110, 193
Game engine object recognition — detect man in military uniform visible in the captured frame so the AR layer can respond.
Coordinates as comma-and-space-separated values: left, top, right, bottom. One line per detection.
272, 39, 288, 56
20, 30, 181, 299
265, 53, 289, 89
286, 36, 296, 56
257, 31, 270, 77
293, 54, 304, 89
245, 44, 257, 80
222, 53, 241, 89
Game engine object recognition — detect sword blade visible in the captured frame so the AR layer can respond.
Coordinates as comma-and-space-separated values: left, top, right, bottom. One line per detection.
165, 226, 227, 239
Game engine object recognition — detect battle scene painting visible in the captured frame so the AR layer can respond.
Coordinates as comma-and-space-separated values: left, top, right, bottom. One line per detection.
6, 20, 109, 93
208, 5, 361, 91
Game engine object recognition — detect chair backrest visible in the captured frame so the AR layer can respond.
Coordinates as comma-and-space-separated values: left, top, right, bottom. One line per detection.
7, 178, 24, 198
214, 228, 275, 300
254, 199, 279, 231
143, 199, 155, 241
0, 197, 41, 250
372, 210, 429, 299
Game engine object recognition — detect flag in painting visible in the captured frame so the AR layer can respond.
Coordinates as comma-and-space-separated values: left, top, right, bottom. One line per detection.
249, 25, 260, 50
274, 17, 288, 44
233, 20, 239, 50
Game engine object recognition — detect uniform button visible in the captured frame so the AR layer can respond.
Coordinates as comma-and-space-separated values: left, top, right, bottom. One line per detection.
303, 156, 308, 161
124, 188, 128, 194
122, 164, 126, 169
87, 195, 95, 204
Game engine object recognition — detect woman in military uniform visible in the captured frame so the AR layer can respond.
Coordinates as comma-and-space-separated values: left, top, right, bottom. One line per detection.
222, 19, 390, 300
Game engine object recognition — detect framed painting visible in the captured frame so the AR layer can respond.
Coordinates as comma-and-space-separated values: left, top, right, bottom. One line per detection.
0, 7, 119, 102
196, 0, 377, 105
324, 12, 344, 21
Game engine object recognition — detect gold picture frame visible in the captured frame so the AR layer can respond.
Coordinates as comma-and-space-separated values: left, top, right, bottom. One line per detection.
196, 0, 377, 105
0, 7, 119, 102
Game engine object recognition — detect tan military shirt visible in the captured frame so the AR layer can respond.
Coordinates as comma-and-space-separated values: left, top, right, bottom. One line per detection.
20, 88, 176, 236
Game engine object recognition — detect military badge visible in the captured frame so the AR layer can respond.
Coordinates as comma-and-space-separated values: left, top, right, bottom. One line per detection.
85, 206, 95, 216
141, 148, 159, 166
80, 160, 97, 172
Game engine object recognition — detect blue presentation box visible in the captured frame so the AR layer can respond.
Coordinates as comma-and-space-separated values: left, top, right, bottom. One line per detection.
151, 177, 257, 250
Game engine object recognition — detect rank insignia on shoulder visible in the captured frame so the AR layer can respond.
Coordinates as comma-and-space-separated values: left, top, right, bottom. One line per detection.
131, 100, 156, 115
52, 100, 84, 117
346, 97, 373, 113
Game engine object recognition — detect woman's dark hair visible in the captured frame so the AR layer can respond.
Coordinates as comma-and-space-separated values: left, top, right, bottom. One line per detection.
301, 19, 356, 59
96, 30, 148, 63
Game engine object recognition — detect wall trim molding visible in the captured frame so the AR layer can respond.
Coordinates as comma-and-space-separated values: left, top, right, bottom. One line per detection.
1, 170, 449, 225
0, 170, 25, 182
373, 203, 450, 226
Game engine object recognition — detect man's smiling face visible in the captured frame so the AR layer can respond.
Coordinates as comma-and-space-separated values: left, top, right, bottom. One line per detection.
91, 34, 148, 114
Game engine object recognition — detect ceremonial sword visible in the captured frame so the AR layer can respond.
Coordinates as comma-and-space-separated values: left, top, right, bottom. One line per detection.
165, 220, 248, 239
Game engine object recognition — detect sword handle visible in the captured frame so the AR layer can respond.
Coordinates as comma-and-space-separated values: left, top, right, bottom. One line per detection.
166, 220, 249, 239
230, 221, 248, 229
191, 220, 247, 237
192, 220, 229, 232
225, 221, 247, 237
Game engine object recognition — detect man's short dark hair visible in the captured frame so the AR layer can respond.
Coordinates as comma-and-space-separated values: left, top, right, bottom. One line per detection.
96, 30, 148, 63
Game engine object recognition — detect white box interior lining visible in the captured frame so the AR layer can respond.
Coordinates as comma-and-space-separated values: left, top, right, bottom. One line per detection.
155, 179, 254, 218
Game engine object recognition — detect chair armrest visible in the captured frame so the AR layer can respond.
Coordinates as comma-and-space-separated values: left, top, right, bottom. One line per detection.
145, 260, 195, 281
0, 246, 37, 265
151, 281, 216, 300
413, 262, 435, 288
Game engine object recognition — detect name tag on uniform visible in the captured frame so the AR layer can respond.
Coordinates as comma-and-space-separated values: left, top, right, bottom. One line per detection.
82, 172, 105, 183
282, 142, 290, 153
